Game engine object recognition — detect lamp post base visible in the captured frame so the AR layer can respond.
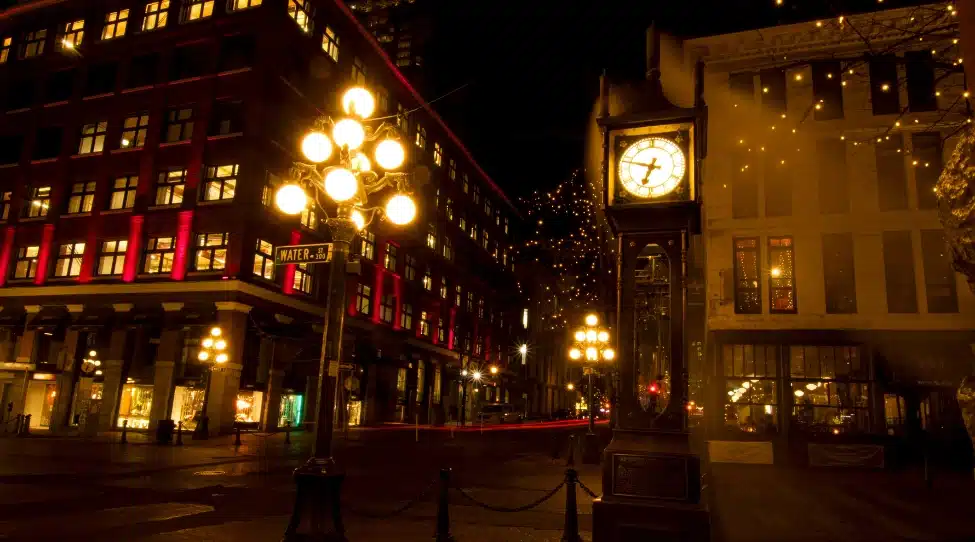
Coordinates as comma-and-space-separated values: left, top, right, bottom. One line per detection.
192, 415, 210, 440
581, 431, 602, 465
282, 457, 346, 542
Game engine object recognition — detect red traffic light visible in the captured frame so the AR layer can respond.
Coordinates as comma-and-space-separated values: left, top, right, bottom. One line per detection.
648, 383, 658, 393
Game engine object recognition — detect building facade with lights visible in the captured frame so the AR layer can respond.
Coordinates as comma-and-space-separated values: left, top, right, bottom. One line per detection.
687, 4, 975, 468
0, 0, 525, 435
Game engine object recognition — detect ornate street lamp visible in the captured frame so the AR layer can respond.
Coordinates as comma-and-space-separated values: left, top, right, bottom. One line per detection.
279, 87, 417, 541
192, 326, 228, 440
80, 349, 101, 376
569, 313, 615, 463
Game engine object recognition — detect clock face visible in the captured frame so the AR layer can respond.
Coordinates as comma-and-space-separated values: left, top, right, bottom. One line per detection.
617, 137, 687, 199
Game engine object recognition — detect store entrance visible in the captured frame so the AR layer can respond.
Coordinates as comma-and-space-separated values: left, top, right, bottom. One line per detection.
24, 380, 57, 428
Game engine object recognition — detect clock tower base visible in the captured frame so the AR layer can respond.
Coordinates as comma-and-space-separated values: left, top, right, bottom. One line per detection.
592, 430, 710, 542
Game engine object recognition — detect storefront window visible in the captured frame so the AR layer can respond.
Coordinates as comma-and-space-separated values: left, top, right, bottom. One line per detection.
725, 379, 777, 434
70, 382, 103, 425
171, 385, 205, 430
25, 381, 57, 427
235, 390, 264, 424
884, 393, 906, 435
117, 384, 153, 429
347, 400, 362, 427
791, 381, 870, 434
279, 394, 303, 428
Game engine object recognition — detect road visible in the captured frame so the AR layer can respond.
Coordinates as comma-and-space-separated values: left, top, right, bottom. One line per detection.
0, 424, 973, 541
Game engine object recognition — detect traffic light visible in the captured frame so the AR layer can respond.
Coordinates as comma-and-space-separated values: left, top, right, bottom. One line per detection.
648, 382, 658, 394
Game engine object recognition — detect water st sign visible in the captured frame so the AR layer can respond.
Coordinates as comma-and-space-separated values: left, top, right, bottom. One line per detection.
274, 243, 334, 265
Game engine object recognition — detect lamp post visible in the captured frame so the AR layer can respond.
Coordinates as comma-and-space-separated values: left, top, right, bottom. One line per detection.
568, 313, 615, 463
278, 86, 415, 541
458, 367, 484, 427
192, 326, 228, 440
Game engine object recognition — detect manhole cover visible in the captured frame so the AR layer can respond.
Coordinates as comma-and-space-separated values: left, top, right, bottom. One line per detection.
193, 470, 226, 476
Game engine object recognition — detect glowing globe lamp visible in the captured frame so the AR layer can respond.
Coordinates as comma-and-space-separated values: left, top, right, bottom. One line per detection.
585, 314, 599, 326
324, 168, 358, 202
350, 209, 366, 231
332, 118, 365, 150
374, 139, 406, 170
275, 184, 308, 215
351, 152, 371, 172
301, 131, 333, 163
342, 87, 375, 119
385, 194, 416, 225
569, 348, 582, 360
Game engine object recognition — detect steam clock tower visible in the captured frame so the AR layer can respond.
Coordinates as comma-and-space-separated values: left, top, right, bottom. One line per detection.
591, 28, 710, 541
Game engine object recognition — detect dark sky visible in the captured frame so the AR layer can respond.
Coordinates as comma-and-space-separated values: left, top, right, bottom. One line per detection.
421, 0, 934, 198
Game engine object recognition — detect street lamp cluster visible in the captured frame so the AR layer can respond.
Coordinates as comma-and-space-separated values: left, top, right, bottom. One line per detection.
274, 87, 416, 230
569, 313, 615, 363
193, 326, 228, 439
80, 350, 101, 376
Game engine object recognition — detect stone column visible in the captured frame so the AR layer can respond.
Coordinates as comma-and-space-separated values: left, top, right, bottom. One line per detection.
263, 369, 285, 431
97, 329, 130, 431
50, 327, 82, 432
148, 328, 183, 432
207, 302, 250, 435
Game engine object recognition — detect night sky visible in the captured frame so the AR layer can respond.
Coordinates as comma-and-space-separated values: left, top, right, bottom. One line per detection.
421, 0, 935, 198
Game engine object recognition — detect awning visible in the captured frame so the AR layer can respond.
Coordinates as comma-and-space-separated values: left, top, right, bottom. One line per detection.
0, 308, 25, 328
26, 306, 68, 331
70, 308, 115, 331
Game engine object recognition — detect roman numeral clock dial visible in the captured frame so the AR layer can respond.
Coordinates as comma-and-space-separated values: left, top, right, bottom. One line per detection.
617, 136, 687, 199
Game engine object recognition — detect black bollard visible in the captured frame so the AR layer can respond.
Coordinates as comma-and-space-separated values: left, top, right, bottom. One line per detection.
176, 421, 184, 446
235, 426, 242, 447
285, 421, 291, 444
561, 468, 581, 542
434, 468, 454, 542
120, 419, 128, 444
22, 414, 31, 436
12, 414, 22, 435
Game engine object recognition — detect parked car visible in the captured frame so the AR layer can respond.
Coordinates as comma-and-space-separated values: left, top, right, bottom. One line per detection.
477, 404, 522, 424
551, 408, 573, 420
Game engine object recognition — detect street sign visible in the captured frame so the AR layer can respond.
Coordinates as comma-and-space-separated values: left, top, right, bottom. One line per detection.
274, 243, 333, 265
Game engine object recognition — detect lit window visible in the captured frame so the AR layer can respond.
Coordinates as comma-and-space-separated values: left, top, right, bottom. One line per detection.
229, 0, 262, 11
182, 0, 214, 22
504, 217, 509, 235
356, 283, 372, 315
469, 223, 478, 242
321, 26, 339, 62
110, 176, 138, 210
415, 124, 426, 149
482, 230, 490, 251
66, 181, 97, 214
201, 164, 238, 202
97, 240, 128, 276
438, 318, 445, 343
426, 226, 436, 250
164, 107, 194, 143
155, 169, 186, 206
58, 20, 85, 51
478, 297, 485, 319
484, 199, 491, 216
422, 268, 432, 291
102, 9, 129, 40
13, 246, 40, 279
466, 292, 474, 312
27, 186, 51, 218
54, 242, 85, 277
359, 231, 375, 260
380, 294, 395, 324
194, 232, 229, 271
440, 280, 448, 299
0, 37, 12, 64
455, 285, 462, 307
253, 239, 274, 280
522, 308, 528, 329
288, 0, 312, 33
463, 174, 469, 194
300, 207, 317, 231
442, 236, 453, 261
1, 192, 10, 221
433, 143, 443, 166
78, 121, 107, 155
420, 311, 431, 337
396, 104, 407, 133
143, 236, 175, 274
769, 237, 796, 313
472, 185, 480, 204
734, 238, 761, 314
445, 197, 453, 222
383, 242, 397, 271
448, 159, 456, 180
142, 1, 170, 31
458, 214, 466, 232
293, 263, 313, 293
120, 113, 149, 148
404, 254, 416, 281
400, 303, 413, 330
20, 29, 47, 59
352, 56, 366, 84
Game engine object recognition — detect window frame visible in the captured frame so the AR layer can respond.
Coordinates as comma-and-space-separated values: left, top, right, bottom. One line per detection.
101, 9, 130, 40
142, 1, 170, 32
58, 20, 85, 51
97, 239, 128, 276
293, 262, 313, 294
733, 237, 762, 314
120, 112, 149, 149
155, 168, 187, 206
78, 121, 108, 155
164, 107, 194, 143
66, 181, 97, 215
53, 242, 86, 278
26, 186, 51, 218
356, 283, 372, 315
253, 239, 274, 280
142, 236, 175, 274
322, 25, 339, 62
21, 29, 47, 59
12, 245, 40, 279
193, 232, 229, 272
181, 0, 215, 22
201, 164, 238, 202
767, 236, 797, 314
109, 175, 138, 210
288, 0, 313, 33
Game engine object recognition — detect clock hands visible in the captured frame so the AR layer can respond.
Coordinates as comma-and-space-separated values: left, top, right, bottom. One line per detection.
629, 157, 661, 185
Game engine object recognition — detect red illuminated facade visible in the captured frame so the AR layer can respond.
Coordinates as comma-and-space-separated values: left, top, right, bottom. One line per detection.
0, 0, 526, 434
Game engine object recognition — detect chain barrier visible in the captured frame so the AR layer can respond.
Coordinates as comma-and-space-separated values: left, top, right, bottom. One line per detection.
453, 480, 566, 513
577, 478, 600, 500
346, 477, 439, 519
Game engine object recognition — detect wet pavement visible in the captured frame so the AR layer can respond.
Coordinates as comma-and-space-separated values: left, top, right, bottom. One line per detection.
0, 428, 972, 541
